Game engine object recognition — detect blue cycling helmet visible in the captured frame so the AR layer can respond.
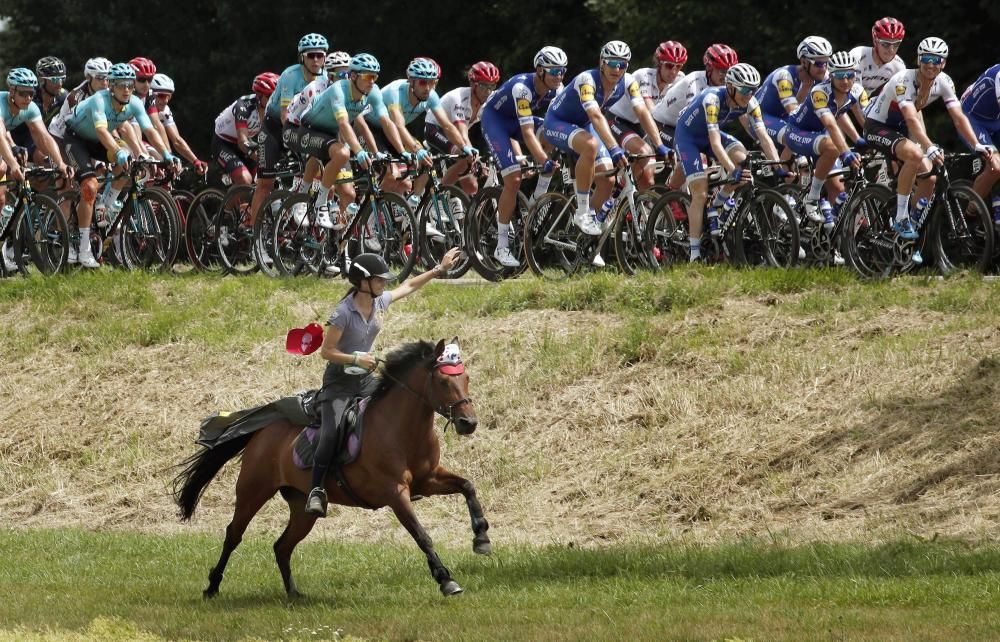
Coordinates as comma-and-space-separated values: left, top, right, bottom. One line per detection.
407, 58, 439, 80
298, 33, 329, 53
7, 68, 38, 89
108, 63, 136, 82
349, 53, 380, 74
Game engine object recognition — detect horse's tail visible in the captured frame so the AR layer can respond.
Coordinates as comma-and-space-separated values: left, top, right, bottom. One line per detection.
172, 433, 254, 521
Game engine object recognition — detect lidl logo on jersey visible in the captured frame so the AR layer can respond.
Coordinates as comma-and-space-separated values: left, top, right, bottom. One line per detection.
811, 90, 829, 109
705, 103, 720, 124
516, 99, 532, 116
895, 84, 906, 96
579, 84, 596, 102
777, 79, 794, 97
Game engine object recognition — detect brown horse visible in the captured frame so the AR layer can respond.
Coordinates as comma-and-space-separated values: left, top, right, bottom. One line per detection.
173, 338, 490, 598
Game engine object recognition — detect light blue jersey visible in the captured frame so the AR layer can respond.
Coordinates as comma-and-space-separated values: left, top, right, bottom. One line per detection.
66, 90, 153, 142
266, 64, 313, 120
0, 93, 42, 130
303, 79, 388, 133
365, 78, 441, 128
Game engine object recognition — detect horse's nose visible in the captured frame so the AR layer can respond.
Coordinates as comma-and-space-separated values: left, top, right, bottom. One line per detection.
455, 416, 478, 434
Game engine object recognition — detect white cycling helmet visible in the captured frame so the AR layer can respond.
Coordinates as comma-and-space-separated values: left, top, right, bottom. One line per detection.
534, 46, 568, 68
84, 57, 112, 78
600, 40, 632, 62
917, 37, 949, 58
725, 63, 761, 89
828, 51, 858, 72
326, 51, 351, 69
797, 36, 833, 61
151, 73, 175, 93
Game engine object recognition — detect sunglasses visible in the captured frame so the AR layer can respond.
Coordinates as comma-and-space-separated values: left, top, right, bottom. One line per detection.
42, 76, 66, 83
476, 82, 497, 90
92, 74, 109, 81
304, 51, 327, 60
333, 70, 350, 79
13, 88, 35, 98
155, 92, 172, 100
356, 72, 378, 82
659, 62, 683, 70
830, 71, 857, 80
809, 59, 829, 68
543, 66, 567, 76
603, 59, 628, 70
877, 39, 902, 48
919, 54, 945, 66
112, 81, 136, 90
136, 77, 152, 83
414, 78, 437, 87
734, 85, 755, 96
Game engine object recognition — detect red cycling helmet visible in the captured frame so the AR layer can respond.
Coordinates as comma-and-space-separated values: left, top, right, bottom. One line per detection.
655, 41, 688, 64
702, 44, 738, 71
252, 72, 279, 96
129, 56, 157, 78
872, 17, 905, 41
468, 61, 500, 84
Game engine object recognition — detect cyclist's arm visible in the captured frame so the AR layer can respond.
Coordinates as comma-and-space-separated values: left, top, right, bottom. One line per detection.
0, 120, 22, 176
378, 115, 408, 155
584, 104, 619, 151
707, 128, 734, 174
143, 108, 171, 151
431, 107, 466, 149
835, 112, 861, 147
746, 104, 779, 161
388, 106, 420, 152
518, 123, 547, 164
633, 103, 662, 146
164, 124, 198, 164
900, 102, 933, 151
25, 119, 67, 172
947, 103, 983, 151
454, 120, 472, 147
352, 115, 378, 154
336, 110, 364, 154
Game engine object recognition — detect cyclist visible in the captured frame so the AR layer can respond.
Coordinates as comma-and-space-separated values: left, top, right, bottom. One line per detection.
863, 37, 987, 240
424, 60, 500, 197
542, 41, 667, 237
129, 57, 171, 152
10, 56, 67, 164
1, 69, 70, 182
212, 72, 278, 187
253, 33, 328, 227
850, 17, 906, 97
607, 41, 686, 188
49, 58, 112, 149
674, 63, 782, 262
757, 37, 832, 146
480, 45, 566, 267
326, 51, 351, 81
150, 74, 208, 175
64, 62, 177, 268
960, 63, 1000, 227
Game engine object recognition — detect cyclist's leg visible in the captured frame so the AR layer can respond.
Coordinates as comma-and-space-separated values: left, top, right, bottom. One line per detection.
249, 114, 284, 225
675, 132, 709, 257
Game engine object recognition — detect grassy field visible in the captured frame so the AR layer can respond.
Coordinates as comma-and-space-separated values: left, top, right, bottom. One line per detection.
3, 528, 1000, 641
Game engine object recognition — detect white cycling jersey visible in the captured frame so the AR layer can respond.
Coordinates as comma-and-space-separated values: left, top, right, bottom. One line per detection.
850, 46, 905, 96
287, 76, 332, 126
865, 69, 959, 126
608, 67, 684, 123
652, 70, 708, 127
214, 95, 263, 142
157, 104, 175, 128
425, 86, 485, 127
49, 80, 94, 139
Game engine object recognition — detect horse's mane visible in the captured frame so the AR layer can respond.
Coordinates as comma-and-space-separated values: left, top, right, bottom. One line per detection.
370, 340, 436, 401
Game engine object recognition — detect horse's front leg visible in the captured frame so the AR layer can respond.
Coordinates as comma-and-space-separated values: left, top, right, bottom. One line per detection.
414, 466, 491, 555
388, 488, 463, 596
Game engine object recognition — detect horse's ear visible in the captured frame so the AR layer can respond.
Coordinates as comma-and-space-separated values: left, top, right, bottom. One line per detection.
451, 335, 459, 347
434, 338, 446, 357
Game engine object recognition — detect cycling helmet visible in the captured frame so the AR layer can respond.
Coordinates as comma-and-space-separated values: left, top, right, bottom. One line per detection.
828, 51, 857, 72
407, 58, 439, 80
601, 40, 632, 62
468, 61, 500, 84
348, 253, 396, 286
349, 53, 380, 74
7, 68, 38, 89
84, 57, 112, 78
655, 41, 688, 64
725, 63, 761, 89
297, 33, 329, 53
128, 56, 156, 77
151, 73, 175, 93
703, 44, 738, 70
917, 37, 949, 58
797, 36, 833, 61
326, 51, 351, 70
417, 57, 442, 78
109, 63, 137, 82
36, 56, 66, 78
534, 46, 568, 68
252, 72, 279, 95
872, 17, 905, 41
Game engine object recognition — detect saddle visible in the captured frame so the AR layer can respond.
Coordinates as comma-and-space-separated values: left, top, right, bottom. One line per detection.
292, 397, 370, 470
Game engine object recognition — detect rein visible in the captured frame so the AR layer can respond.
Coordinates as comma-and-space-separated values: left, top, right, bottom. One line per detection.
374, 357, 472, 431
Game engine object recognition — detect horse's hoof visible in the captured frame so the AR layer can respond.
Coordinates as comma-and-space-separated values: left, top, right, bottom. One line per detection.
473, 539, 492, 555
440, 580, 464, 596
287, 589, 303, 600
203, 588, 218, 600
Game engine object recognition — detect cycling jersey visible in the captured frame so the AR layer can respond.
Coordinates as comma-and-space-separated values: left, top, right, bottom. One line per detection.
652, 70, 708, 127
214, 94, 263, 142
365, 78, 441, 128
961, 64, 1000, 121
849, 46, 905, 96
66, 89, 154, 142
482, 72, 560, 127
33, 88, 67, 125
608, 67, 683, 123
304, 79, 388, 133
425, 86, 484, 127
157, 104, 176, 128
677, 86, 764, 146
865, 69, 959, 129
0, 92, 42, 130
266, 64, 313, 120
49, 81, 97, 139
286, 75, 332, 126
756, 65, 813, 117
547, 69, 643, 126
788, 80, 867, 131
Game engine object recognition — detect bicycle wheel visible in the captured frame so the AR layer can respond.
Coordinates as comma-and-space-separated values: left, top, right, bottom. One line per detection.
254, 189, 294, 278
523, 192, 582, 279
464, 185, 529, 281
841, 185, 895, 279
643, 191, 692, 269
119, 189, 177, 271
932, 183, 994, 274
612, 189, 658, 275
733, 188, 800, 268
143, 186, 183, 268
184, 187, 225, 272
214, 184, 258, 275
359, 192, 417, 281
419, 185, 472, 278
14, 194, 70, 274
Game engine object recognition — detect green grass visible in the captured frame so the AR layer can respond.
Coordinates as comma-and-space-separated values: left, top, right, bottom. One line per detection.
2, 529, 1000, 641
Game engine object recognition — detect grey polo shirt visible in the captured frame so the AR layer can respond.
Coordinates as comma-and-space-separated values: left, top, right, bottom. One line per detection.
326, 291, 393, 355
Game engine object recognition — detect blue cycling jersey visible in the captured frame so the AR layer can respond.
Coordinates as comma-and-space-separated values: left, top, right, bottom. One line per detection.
304, 79, 388, 133
0, 92, 42, 130
677, 86, 764, 146
483, 72, 560, 127
546, 69, 643, 126
66, 90, 153, 142
365, 78, 441, 128
266, 64, 313, 120
961, 64, 1000, 121
756, 64, 805, 118
787, 80, 866, 131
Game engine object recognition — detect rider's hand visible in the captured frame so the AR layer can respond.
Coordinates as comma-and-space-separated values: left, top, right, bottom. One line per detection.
541, 158, 559, 174
461, 145, 478, 158
855, 137, 868, 150
356, 352, 378, 372
374, 150, 390, 161
162, 151, 180, 169
354, 149, 372, 169
58, 163, 74, 181
10, 164, 25, 182
194, 159, 209, 175
925, 144, 945, 165
655, 144, 671, 160
12, 146, 28, 164
400, 150, 414, 165
114, 149, 130, 167
840, 149, 862, 170
974, 143, 994, 159
415, 148, 432, 166
609, 145, 627, 168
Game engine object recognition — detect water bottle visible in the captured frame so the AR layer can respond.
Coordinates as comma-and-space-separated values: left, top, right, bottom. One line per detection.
595, 198, 614, 223
707, 207, 720, 237
819, 198, 834, 230
719, 197, 736, 225
991, 196, 1000, 226
345, 202, 361, 224
833, 191, 849, 216
911, 197, 929, 229
0, 204, 14, 228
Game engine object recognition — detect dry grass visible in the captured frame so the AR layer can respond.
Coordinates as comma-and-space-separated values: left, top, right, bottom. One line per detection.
2, 273, 999, 549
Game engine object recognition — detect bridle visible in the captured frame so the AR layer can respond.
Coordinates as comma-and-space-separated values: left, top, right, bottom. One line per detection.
375, 357, 473, 430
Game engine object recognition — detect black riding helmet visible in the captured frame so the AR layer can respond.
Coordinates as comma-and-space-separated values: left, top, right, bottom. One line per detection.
348, 253, 396, 287
36, 56, 66, 78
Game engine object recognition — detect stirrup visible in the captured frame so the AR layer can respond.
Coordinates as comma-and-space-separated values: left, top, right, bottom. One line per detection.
305, 487, 328, 517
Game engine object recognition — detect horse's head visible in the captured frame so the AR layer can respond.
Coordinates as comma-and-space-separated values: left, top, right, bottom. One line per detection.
428, 337, 477, 435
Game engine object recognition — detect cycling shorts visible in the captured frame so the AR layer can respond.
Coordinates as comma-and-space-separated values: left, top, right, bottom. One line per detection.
283, 123, 342, 163
863, 119, 908, 160
782, 124, 829, 158
966, 114, 1000, 149
62, 130, 116, 181
673, 129, 742, 184
480, 109, 544, 177
211, 135, 256, 176
540, 112, 611, 166
257, 113, 285, 177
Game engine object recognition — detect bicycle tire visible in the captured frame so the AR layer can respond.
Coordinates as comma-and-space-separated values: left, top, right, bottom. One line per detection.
841, 184, 895, 279
733, 187, 800, 268
254, 189, 294, 278
419, 185, 472, 278
931, 183, 994, 274
119, 190, 175, 271
143, 186, 183, 268
523, 191, 582, 279
612, 189, 658, 275
359, 192, 418, 281
15, 192, 70, 274
184, 187, 225, 272
464, 185, 529, 281
214, 184, 258, 275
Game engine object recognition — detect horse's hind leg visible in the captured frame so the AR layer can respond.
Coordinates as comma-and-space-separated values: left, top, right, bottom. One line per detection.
389, 491, 463, 596
204, 482, 275, 599
274, 487, 318, 598
415, 466, 491, 555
